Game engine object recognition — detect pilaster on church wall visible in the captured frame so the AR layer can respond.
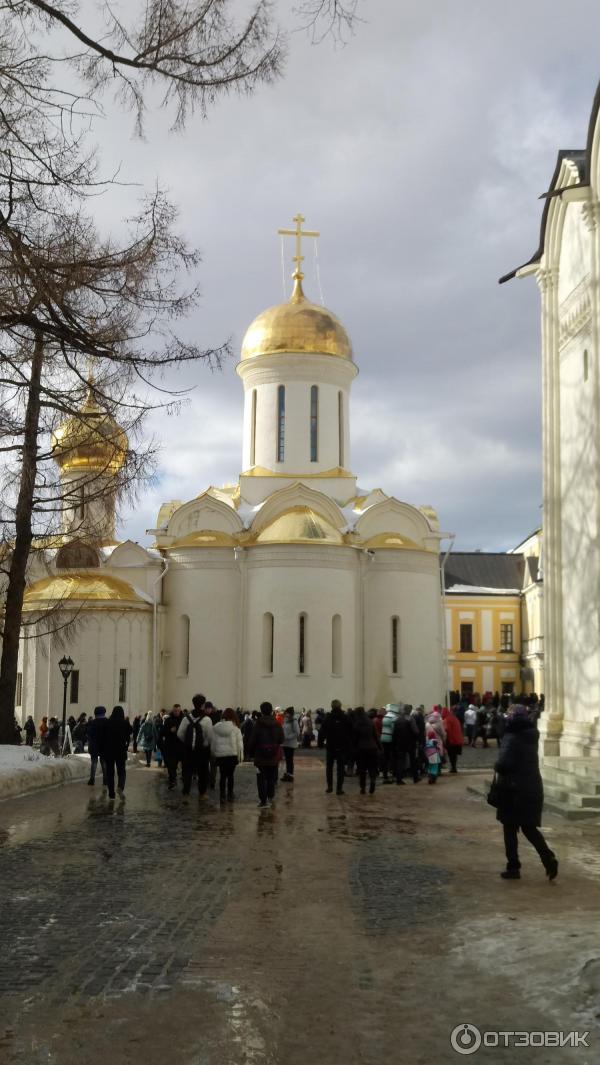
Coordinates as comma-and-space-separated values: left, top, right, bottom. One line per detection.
535, 262, 563, 751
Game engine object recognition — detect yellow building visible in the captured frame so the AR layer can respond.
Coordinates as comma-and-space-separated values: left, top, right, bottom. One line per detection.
444, 535, 543, 700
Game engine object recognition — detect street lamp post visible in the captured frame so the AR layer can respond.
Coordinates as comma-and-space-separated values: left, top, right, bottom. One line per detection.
58, 655, 74, 754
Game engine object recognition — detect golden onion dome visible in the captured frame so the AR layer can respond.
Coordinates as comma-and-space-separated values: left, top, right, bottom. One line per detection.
241, 277, 353, 361
51, 388, 128, 474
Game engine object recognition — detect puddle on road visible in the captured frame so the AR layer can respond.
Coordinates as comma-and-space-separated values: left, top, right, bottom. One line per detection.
321, 811, 416, 843
181, 976, 278, 1065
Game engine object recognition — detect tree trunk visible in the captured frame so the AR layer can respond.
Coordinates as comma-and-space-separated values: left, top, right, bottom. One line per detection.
0, 332, 44, 743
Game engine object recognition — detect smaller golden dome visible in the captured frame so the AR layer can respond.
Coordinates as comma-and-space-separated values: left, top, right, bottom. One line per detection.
241, 277, 352, 361
254, 506, 343, 545
51, 388, 128, 474
23, 572, 150, 608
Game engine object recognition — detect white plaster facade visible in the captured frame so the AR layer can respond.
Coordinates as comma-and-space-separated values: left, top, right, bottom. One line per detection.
507, 83, 600, 758
16, 256, 448, 721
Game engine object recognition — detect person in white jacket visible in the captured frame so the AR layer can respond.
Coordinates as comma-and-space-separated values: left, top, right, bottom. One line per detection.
211, 708, 244, 804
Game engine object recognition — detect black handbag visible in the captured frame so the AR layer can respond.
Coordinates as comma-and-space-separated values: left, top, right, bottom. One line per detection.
487, 773, 500, 808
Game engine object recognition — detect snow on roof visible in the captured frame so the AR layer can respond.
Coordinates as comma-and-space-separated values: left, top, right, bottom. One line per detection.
446, 584, 521, 596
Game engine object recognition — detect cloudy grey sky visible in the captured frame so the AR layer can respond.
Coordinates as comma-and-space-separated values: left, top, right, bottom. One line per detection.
90, 0, 600, 550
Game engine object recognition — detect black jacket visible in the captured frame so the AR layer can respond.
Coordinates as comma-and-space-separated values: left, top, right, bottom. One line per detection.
87, 717, 109, 758
494, 720, 543, 826
353, 716, 380, 752
392, 715, 418, 753
248, 715, 284, 767
104, 717, 130, 760
321, 710, 352, 754
161, 712, 184, 754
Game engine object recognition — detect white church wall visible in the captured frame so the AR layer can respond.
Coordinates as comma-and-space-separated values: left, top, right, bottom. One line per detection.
20, 610, 152, 725
557, 204, 590, 304
243, 545, 357, 710
364, 551, 443, 709
160, 551, 241, 708
557, 323, 600, 754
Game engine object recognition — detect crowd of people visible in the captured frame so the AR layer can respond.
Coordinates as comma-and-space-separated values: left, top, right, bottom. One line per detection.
14, 687, 556, 880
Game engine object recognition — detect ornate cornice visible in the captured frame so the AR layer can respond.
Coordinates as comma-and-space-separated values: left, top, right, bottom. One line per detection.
535, 266, 558, 294
558, 277, 592, 349
582, 200, 600, 232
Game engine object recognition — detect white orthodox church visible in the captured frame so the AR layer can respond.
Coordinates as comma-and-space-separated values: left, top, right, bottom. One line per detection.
17, 220, 448, 721
503, 80, 600, 805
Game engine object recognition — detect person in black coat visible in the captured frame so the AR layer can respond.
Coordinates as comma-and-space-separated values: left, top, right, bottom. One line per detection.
87, 706, 109, 786
494, 705, 558, 880
352, 707, 381, 795
392, 706, 419, 784
103, 706, 130, 800
320, 699, 353, 795
161, 704, 184, 790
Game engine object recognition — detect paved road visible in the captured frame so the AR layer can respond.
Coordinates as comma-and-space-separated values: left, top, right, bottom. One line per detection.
1, 750, 599, 1065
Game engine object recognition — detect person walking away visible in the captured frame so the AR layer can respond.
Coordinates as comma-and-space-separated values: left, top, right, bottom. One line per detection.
352, 707, 381, 794
392, 705, 419, 784
411, 705, 427, 777
441, 706, 464, 773
104, 706, 129, 800
381, 704, 401, 783
161, 704, 184, 790
281, 707, 299, 782
248, 702, 284, 808
24, 715, 36, 747
72, 713, 87, 754
425, 729, 442, 783
137, 712, 158, 767
427, 707, 447, 769
300, 710, 313, 749
476, 705, 489, 748
464, 703, 478, 746
38, 716, 49, 751
123, 715, 133, 750
132, 714, 142, 753
87, 707, 109, 786
240, 712, 253, 761
321, 699, 352, 795
178, 694, 213, 798
315, 707, 326, 748
212, 708, 243, 803
493, 704, 558, 881
46, 717, 60, 757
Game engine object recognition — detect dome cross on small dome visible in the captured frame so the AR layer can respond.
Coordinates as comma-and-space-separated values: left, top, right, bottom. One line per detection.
278, 212, 320, 289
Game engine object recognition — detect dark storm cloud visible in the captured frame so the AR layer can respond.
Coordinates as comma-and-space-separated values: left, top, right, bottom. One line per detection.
110, 0, 600, 549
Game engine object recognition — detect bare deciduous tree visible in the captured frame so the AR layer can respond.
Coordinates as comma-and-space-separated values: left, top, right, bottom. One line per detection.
0, 0, 364, 742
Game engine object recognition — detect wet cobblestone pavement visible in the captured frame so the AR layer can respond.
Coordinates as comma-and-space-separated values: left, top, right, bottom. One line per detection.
1, 750, 600, 1064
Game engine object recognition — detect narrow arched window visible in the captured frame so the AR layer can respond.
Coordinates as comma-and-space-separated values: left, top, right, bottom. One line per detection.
583, 349, 589, 383
180, 614, 190, 676
263, 612, 274, 674
332, 614, 342, 675
78, 485, 85, 519
299, 613, 307, 674
338, 391, 344, 467
310, 385, 319, 462
391, 616, 399, 675
250, 389, 257, 465
276, 385, 285, 462
180, 615, 190, 676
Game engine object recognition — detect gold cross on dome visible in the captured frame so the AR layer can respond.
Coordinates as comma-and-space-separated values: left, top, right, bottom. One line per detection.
278, 213, 320, 280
